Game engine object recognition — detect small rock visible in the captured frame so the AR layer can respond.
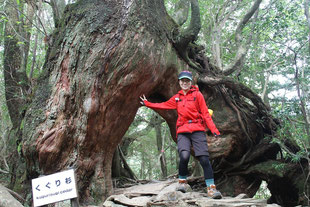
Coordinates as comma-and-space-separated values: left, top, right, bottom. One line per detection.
103, 200, 127, 207
235, 194, 249, 199
0, 184, 23, 207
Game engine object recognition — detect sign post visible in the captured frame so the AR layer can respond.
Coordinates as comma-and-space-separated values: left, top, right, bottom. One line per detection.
31, 169, 78, 207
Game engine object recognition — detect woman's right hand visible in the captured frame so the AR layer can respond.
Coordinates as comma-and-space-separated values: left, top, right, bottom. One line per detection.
140, 95, 147, 105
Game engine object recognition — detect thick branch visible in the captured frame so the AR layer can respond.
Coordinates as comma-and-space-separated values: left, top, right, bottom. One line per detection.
235, 0, 262, 43
241, 160, 297, 180
223, 0, 262, 75
174, 0, 201, 48
211, 2, 239, 69
198, 74, 270, 114
261, 56, 281, 102
172, 0, 202, 70
222, 45, 247, 75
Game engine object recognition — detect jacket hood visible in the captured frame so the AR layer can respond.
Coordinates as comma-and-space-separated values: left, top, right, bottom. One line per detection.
178, 85, 199, 95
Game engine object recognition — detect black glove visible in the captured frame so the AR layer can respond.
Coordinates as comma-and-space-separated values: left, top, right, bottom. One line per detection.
214, 132, 219, 137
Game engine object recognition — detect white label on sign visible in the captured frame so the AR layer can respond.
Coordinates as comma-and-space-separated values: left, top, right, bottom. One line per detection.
32, 169, 78, 207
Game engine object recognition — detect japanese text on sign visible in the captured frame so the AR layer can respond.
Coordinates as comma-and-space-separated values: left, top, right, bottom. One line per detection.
32, 169, 77, 207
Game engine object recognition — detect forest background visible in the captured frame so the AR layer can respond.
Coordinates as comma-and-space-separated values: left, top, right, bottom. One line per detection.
0, 0, 309, 206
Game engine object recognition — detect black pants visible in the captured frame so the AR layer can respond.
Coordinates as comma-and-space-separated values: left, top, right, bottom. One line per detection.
177, 132, 213, 179
179, 151, 214, 179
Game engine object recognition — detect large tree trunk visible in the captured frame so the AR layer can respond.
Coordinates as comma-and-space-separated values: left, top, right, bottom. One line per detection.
22, 0, 181, 203
21, 0, 309, 206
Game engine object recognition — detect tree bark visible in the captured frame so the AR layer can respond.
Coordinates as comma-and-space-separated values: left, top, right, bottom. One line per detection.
22, 0, 183, 203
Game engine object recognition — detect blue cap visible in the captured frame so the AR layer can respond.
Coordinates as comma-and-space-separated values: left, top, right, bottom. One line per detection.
178, 71, 192, 81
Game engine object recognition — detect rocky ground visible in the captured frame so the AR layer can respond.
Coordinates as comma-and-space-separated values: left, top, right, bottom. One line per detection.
0, 179, 281, 207
103, 179, 281, 207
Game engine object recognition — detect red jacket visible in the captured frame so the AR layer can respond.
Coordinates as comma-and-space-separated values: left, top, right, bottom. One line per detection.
144, 86, 220, 136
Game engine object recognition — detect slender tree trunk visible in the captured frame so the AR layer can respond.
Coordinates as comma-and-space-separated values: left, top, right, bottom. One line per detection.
50, 0, 66, 28
29, 3, 43, 81
293, 55, 310, 139
154, 115, 167, 178
3, 0, 29, 190
3, 1, 28, 130
148, 159, 152, 180
303, 0, 310, 127
119, 146, 137, 180
211, 26, 222, 69
304, 0, 310, 54
261, 55, 280, 107
29, 29, 38, 81
140, 152, 145, 179
169, 133, 173, 175
21, 1, 35, 76
112, 147, 121, 178
261, 70, 270, 105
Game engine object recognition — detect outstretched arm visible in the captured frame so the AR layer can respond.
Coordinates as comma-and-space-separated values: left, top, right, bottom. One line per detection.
140, 94, 177, 110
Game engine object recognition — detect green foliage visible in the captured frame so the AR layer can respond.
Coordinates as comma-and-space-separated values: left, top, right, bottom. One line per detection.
0, 0, 59, 190
17, 142, 22, 155
126, 107, 178, 180
254, 181, 271, 199
271, 102, 310, 163
159, 2, 310, 203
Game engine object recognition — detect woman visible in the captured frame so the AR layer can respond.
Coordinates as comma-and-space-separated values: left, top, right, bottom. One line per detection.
140, 71, 222, 199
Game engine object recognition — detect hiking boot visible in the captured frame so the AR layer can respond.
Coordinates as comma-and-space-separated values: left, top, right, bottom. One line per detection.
176, 179, 191, 193
206, 184, 222, 199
